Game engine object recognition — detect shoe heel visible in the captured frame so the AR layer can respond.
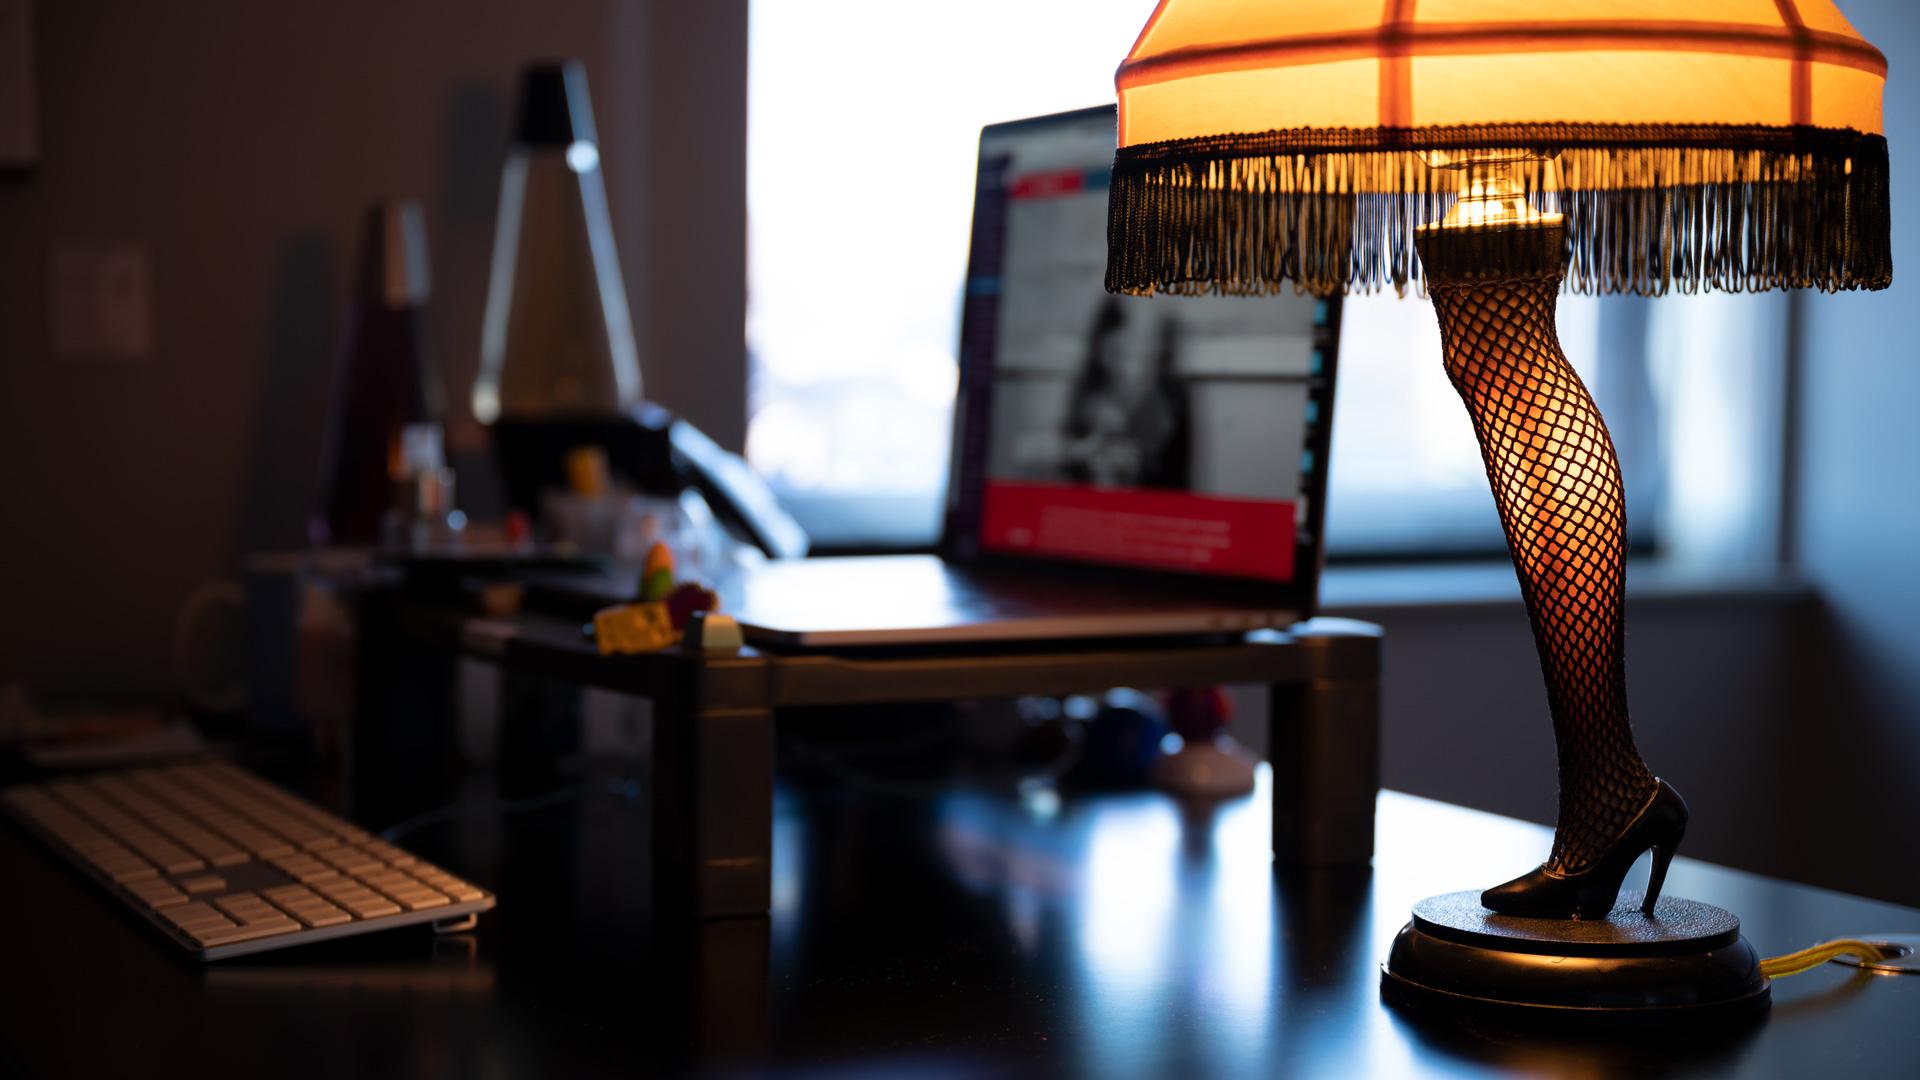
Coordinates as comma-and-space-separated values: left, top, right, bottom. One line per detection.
1641, 837, 1680, 914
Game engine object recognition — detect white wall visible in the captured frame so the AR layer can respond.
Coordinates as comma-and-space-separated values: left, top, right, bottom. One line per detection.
1312, 588, 1843, 896
0, 1, 747, 698
1784, 0, 1920, 905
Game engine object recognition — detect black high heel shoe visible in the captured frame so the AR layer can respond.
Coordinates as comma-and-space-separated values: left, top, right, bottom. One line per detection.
1480, 779, 1689, 920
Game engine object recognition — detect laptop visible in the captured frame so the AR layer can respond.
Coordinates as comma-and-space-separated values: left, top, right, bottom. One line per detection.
723, 105, 1343, 648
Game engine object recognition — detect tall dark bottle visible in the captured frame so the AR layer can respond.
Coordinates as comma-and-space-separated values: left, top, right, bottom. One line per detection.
312, 200, 443, 546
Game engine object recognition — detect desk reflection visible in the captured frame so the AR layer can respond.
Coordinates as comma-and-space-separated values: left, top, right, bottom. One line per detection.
759, 770, 1919, 1077
770, 770, 1398, 1075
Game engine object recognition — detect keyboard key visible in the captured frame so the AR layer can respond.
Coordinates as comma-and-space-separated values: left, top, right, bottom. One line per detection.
268, 853, 339, 883
320, 847, 382, 875
358, 868, 411, 887
87, 849, 160, 883
162, 902, 237, 933
360, 839, 407, 856
311, 881, 402, 920
177, 875, 226, 895
214, 893, 283, 922
231, 831, 296, 859
414, 870, 486, 903
263, 887, 355, 928
205, 893, 303, 945
312, 884, 380, 907
343, 896, 401, 919
390, 890, 451, 911
439, 882, 486, 903
126, 878, 189, 909
191, 918, 300, 947
285, 904, 352, 929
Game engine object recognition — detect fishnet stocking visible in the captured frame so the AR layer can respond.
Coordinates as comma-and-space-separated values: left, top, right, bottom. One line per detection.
1427, 267, 1658, 875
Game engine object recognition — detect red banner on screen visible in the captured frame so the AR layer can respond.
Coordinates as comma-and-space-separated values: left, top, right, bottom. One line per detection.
980, 481, 1295, 582
1009, 169, 1086, 200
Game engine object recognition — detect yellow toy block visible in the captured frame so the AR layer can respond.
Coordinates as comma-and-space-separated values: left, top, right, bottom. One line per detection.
593, 602, 680, 655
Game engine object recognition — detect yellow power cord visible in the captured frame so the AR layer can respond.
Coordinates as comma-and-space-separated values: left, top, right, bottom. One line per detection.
1758, 939, 1889, 978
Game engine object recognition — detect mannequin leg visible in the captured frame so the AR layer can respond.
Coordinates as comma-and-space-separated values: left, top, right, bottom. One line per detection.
1427, 272, 1658, 874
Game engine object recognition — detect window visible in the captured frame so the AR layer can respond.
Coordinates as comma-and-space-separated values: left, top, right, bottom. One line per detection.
1328, 289, 1662, 558
746, 2, 1779, 569
746, 0, 1153, 546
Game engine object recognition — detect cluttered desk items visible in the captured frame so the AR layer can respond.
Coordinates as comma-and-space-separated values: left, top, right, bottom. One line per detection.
527, 105, 1342, 652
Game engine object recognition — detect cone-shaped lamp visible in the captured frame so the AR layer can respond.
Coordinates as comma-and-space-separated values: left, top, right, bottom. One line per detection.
472, 60, 641, 426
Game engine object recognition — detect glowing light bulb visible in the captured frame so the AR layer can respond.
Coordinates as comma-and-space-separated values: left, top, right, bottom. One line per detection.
1420, 148, 1563, 231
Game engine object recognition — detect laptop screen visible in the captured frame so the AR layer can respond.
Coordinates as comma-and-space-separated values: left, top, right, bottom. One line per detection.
947, 106, 1338, 591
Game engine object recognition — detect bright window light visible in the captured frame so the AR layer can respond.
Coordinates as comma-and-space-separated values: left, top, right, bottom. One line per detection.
746, 1, 1155, 521
746, 1, 1670, 557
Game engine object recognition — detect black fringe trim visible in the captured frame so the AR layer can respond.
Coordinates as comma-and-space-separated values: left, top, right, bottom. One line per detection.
1105, 123, 1891, 297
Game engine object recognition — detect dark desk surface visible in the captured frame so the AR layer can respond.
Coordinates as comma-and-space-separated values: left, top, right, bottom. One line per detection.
3, 767, 1917, 1078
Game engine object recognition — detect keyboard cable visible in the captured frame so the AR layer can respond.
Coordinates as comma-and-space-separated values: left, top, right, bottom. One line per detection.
377, 776, 643, 843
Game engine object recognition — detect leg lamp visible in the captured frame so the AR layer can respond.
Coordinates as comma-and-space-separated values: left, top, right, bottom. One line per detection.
1103, 0, 1892, 1025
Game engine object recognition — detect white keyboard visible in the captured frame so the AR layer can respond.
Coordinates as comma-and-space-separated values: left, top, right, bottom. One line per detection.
2, 760, 494, 960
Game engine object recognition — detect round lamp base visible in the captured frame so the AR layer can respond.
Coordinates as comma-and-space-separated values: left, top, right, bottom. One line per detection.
1382, 890, 1770, 1028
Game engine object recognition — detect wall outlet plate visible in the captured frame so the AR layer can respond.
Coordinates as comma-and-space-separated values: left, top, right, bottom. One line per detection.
51, 247, 154, 361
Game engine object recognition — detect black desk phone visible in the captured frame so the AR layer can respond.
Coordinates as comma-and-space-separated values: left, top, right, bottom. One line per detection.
490, 403, 808, 560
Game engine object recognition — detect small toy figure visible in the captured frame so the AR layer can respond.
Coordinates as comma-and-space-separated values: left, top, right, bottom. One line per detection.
1152, 686, 1256, 799
593, 602, 678, 654
592, 542, 722, 655
640, 541, 676, 602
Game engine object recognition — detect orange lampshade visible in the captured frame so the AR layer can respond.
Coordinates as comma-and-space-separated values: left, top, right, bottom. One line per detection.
1106, 0, 1892, 296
